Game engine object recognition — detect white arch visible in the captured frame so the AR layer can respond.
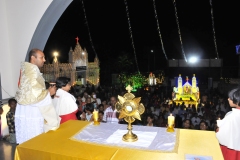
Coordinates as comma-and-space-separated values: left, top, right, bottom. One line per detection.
0, 0, 72, 100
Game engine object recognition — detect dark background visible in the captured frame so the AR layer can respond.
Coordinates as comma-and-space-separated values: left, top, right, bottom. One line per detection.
44, 0, 240, 85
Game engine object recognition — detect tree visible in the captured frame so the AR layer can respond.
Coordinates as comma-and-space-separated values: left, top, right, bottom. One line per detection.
119, 72, 147, 91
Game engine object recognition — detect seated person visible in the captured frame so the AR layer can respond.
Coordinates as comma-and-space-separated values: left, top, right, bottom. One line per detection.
80, 103, 94, 121
191, 113, 201, 128
53, 77, 78, 124
81, 97, 92, 112
6, 99, 17, 143
91, 92, 101, 108
146, 114, 155, 127
98, 104, 104, 112
81, 91, 89, 103
101, 99, 109, 111
182, 119, 193, 129
98, 111, 106, 122
76, 100, 83, 120
85, 103, 94, 121
199, 120, 208, 131
156, 115, 166, 127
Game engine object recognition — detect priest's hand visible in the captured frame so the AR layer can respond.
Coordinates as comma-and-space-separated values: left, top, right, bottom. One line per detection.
48, 85, 57, 96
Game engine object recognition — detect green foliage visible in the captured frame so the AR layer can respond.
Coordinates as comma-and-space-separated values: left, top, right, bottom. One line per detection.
119, 72, 147, 91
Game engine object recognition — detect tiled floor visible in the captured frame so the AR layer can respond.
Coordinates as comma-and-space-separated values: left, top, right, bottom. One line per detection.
0, 140, 17, 160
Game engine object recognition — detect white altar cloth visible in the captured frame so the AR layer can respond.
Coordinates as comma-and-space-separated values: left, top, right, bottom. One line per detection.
70, 123, 179, 152
106, 129, 157, 148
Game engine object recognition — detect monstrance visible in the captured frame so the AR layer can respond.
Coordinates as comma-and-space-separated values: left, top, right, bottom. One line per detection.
115, 85, 145, 142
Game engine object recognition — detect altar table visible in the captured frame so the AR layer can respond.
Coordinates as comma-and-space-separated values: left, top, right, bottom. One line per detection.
14, 120, 223, 160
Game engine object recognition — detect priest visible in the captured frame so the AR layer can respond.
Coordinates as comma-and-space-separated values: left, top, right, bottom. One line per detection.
15, 49, 61, 144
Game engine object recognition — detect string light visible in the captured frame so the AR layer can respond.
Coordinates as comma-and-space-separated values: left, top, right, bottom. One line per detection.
124, 0, 140, 73
209, 0, 219, 59
152, 0, 168, 60
172, 0, 187, 62
81, 0, 98, 57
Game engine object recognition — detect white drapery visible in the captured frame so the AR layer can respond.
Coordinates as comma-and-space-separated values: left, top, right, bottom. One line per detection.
71, 123, 179, 152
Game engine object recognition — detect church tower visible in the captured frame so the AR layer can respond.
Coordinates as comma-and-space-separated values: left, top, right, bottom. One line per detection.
192, 74, 197, 88
94, 55, 99, 66
68, 47, 73, 63
191, 74, 198, 93
178, 74, 183, 95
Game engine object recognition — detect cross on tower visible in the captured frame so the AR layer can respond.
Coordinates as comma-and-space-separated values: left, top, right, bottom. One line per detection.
126, 85, 133, 93
75, 36, 79, 44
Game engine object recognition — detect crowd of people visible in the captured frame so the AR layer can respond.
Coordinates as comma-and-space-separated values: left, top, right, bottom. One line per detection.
64, 83, 232, 132
140, 91, 232, 131
0, 48, 239, 159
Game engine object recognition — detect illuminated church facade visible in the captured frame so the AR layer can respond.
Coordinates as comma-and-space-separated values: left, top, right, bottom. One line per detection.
40, 40, 100, 86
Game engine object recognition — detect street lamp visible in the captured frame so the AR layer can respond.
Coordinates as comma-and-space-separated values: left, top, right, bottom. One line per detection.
189, 57, 198, 63
53, 52, 58, 57
53, 51, 59, 63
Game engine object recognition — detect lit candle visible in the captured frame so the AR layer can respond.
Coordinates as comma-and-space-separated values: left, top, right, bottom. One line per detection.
93, 109, 98, 122
168, 113, 175, 126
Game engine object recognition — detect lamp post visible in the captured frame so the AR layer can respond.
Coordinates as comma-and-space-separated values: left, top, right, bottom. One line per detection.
53, 51, 59, 81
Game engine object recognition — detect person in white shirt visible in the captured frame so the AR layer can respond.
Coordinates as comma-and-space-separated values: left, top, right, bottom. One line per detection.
152, 107, 160, 120
91, 92, 101, 109
52, 77, 78, 124
197, 108, 204, 116
80, 103, 94, 121
191, 113, 201, 127
81, 92, 89, 103
103, 96, 119, 123
216, 88, 240, 159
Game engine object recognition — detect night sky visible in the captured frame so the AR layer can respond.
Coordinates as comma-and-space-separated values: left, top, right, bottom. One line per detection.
44, 0, 240, 83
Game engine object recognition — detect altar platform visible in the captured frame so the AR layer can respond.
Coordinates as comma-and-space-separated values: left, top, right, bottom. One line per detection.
14, 120, 223, 160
